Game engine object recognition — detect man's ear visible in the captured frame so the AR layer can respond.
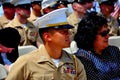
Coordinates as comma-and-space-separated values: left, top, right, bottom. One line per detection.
72, 3, 78, 10
31, 4, 37, 9
43, 32, 52, 41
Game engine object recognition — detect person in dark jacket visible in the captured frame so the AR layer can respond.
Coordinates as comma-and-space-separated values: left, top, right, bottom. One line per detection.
0, 27, 21, 71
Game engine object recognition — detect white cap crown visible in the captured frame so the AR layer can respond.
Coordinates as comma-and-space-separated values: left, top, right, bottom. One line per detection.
42, 0, 58, 9
31, 0, 42, 2
11, 0, 30, 6
1, 0, 12, 4
34, 8, 70, 29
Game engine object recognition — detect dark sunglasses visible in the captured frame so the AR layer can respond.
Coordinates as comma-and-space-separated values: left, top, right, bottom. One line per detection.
98, 29, 110, 37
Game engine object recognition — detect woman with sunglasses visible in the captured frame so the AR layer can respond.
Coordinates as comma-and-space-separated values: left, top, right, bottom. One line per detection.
74, 12, 120, 80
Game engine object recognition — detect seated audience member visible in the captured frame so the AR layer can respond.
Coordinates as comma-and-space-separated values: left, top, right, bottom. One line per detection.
74, 12, 120, 80
67, 0, 94, 40
5, 0, 39, 47
0, 27, 21, 71
6, 8, 86, 80
99, 0, 120, 36
0, 0, 15, 29
28, 0, 42, 23
67, 0, 86, 41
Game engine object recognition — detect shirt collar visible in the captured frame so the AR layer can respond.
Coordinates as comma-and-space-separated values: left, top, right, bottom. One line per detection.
37, 45, 73, 64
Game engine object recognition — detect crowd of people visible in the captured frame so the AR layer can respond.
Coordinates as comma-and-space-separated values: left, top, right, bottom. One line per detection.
0, 0, 120, 80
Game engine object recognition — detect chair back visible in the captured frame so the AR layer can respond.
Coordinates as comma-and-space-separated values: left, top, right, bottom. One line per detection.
18, 45, 37, 56
109, 36, 120, 47
0, 64, 7, 80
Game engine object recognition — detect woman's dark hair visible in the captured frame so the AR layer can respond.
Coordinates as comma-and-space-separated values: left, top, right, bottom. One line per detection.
74, 12, 107, 50
0, 27, 21, 63
0, 27, 21, 48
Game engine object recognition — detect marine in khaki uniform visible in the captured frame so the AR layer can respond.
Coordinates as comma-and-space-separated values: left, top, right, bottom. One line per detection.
6, 17, 38, 46
28, 0, 43, 47
5, 0, 39, 46
107, 16, 120, 36
67, 0, 94, 40
0, 0, 15, 29
6, 8, 86, 80
0, 15, 10, 29
67, 0, 86, 40
99, 0, 120, 36
65, 1, 86, 54
28, 0, 42, 23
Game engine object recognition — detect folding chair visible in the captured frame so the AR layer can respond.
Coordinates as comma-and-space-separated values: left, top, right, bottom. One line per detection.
18, 45, 37, 56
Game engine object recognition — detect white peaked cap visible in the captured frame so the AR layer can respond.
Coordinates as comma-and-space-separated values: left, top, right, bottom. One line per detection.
11, 0, 30, 6
34, 8, 73, 29
67, 0, 74, 2
31, 0, 42, 2
42, 0, 57, 9
1, 0, 12, 4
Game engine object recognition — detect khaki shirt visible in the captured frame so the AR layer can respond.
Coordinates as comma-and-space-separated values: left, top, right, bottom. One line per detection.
5, 17, 39, 46
28, 11, 44, 47
6, 45, 86, 80
28, 11, 38, 23
67, 13, 81, 41
0, 15, 11, 29
107, 16, 120, 36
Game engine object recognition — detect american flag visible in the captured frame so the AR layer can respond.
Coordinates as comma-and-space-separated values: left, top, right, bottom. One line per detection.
111, 0, 120, 19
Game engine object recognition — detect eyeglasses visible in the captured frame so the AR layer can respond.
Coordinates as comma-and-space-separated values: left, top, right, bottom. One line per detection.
98, 29, 110, 37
